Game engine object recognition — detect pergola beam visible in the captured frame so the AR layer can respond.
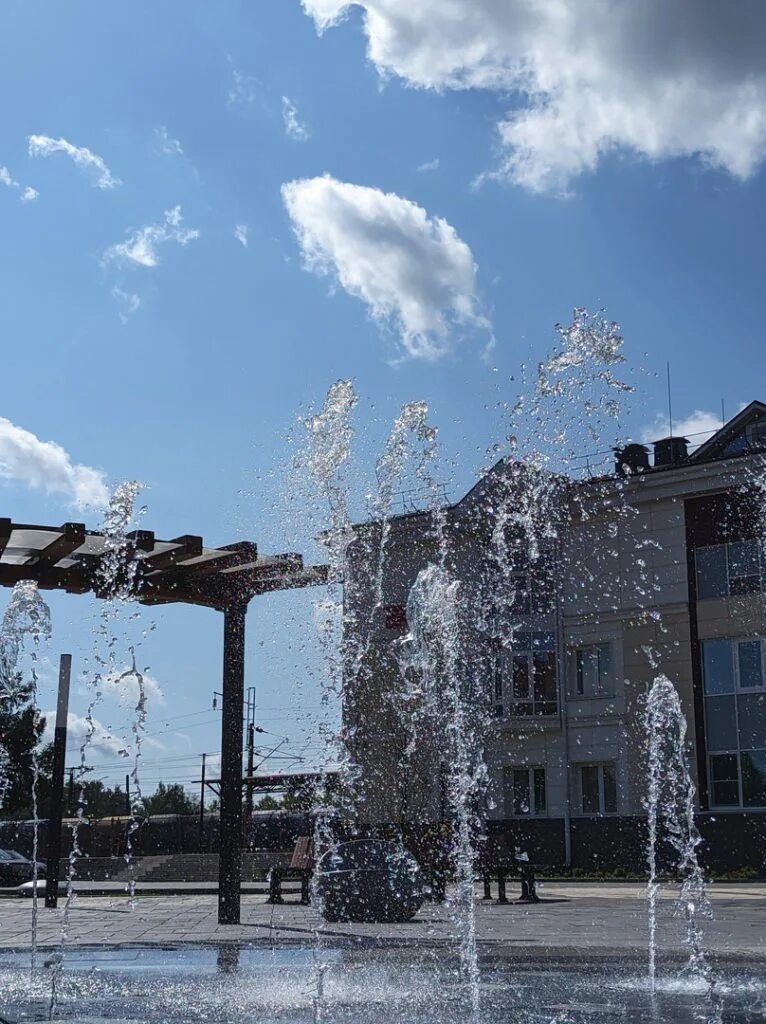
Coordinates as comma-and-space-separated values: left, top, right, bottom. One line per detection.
0, 515, 327, 927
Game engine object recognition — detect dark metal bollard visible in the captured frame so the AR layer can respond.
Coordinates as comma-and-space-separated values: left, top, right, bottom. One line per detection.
482, 873, 492, 900
497, 870, 508, 904
266, 865, 284, 904
300, 870, 312, 905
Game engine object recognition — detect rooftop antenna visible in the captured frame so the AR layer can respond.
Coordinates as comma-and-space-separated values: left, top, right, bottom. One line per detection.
666, 362, 673, 438
721, 398, 726, 427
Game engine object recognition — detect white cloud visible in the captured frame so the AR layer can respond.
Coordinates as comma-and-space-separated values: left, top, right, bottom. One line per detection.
155, 126, 184, 157
282, 174, 491, 360
233, 224, 249, 248
28, 134, 120, 189
303, 1, 766, 194
0, 417, 109, 509
281, 96, 310, 141
41, 712, 127, 760
417, 158, 439, 173
104, 206, 199, 269
0, 167, 39, 202
641, 409, 724, 448
111, 286, 141, 323
95, 668, 165, 709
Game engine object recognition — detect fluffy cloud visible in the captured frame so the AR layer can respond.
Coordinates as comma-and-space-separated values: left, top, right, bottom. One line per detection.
94, 667, 166, 709
642, 409, 724, 448
28, 135, 120, 189
282, 174, 491, 359
0, 167, 39, 202
104, 206, 199, 268
303, 1, 766, 194
41, 712, 127, 760
282, 96, 310, 141
233, 224, 249, 248
0, 417, 109, 508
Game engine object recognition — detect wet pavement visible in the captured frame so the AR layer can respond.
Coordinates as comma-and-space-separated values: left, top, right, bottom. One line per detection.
0, 882, 763, 956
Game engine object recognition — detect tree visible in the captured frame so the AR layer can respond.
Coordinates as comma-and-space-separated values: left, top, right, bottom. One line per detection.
75, 780, 130, 819
255, 795, 281, 811
0, 681, 53, 821
142, 782, 199, 817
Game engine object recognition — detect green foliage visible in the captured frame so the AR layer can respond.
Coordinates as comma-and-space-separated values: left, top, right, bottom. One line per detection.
0, 692, 53, 820
255, 795, 281, 811
73, 779, 130, 819
141, 782, 200, 817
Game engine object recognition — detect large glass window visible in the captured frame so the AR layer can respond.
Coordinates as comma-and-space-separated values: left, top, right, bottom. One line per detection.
703, 637, 766, 809
695, 540, 764, 600
578, 763, 617, 815
503, 766, 547, 816
573, 642, 613, 697
498, 631, 558, 717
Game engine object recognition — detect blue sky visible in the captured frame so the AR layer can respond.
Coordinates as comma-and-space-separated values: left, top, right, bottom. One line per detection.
1, 1, 765, 792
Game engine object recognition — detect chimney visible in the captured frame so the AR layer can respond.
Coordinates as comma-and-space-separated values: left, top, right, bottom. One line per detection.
653, 436, 689, 468
614, 444, 650, 477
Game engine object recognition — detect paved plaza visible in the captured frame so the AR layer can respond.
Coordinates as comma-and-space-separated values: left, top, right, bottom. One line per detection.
0, 882, 763, 957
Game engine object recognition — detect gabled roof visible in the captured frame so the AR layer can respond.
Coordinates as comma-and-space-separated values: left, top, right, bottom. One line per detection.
688, 400, 766, 464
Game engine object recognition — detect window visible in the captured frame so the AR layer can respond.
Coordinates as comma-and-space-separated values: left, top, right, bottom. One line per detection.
573, 642, 613, 697
695, 541, 764, 600
745, 417, 766, 451
703, 637, 766, 809
496, 631, 558, 717
504, 766, 546, 816
506, 550, 555, 615
578, 763, 617, 815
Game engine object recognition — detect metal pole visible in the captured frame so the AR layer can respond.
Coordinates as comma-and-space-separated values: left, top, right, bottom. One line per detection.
199, 753, 206, 852
218, 601, 247, 925
244, 723, 255, 827
44, 654, 71, 909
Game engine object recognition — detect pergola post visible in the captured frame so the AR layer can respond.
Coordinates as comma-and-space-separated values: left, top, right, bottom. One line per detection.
218, 600, 248, 925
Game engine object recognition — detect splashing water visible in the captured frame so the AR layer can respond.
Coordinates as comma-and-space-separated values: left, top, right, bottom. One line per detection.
398, 566, 485, 1019
50, 481, 144, 1019
297, 381, 359, 1022
0, 581, 52, 971
644, 675, 721, 1021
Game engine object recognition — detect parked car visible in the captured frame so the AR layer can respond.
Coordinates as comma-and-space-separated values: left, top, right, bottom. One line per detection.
0, 849, 46, 886
315, 839, 425, 923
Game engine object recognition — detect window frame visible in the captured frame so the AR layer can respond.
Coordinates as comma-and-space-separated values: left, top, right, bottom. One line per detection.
577, 762, 618, 816
495, 631, 559, 718
695, 540, 764, 601
703, 636, 766, 809
504, 765, 547, 817
572, 641, 614, 698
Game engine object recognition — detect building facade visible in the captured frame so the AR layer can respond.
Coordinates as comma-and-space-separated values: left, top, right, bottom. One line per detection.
343, 402, 766, 872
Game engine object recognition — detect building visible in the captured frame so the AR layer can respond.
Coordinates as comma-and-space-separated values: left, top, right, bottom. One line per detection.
342, 402, 766, 872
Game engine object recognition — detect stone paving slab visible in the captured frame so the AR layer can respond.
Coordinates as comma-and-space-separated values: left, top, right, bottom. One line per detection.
0, 883, 762, 957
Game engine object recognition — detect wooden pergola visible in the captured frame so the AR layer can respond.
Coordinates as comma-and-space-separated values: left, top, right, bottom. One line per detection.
0, 518, 327, 924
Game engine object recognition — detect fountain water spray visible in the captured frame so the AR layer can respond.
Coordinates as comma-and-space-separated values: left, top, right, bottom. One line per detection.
49, 481, 144, 1019
644, 675, 721, 1020
0, 581, 51, 971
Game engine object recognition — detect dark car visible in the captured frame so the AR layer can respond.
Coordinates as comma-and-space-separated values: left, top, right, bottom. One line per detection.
314, 839, 425, 923
0, 849, 46, 886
